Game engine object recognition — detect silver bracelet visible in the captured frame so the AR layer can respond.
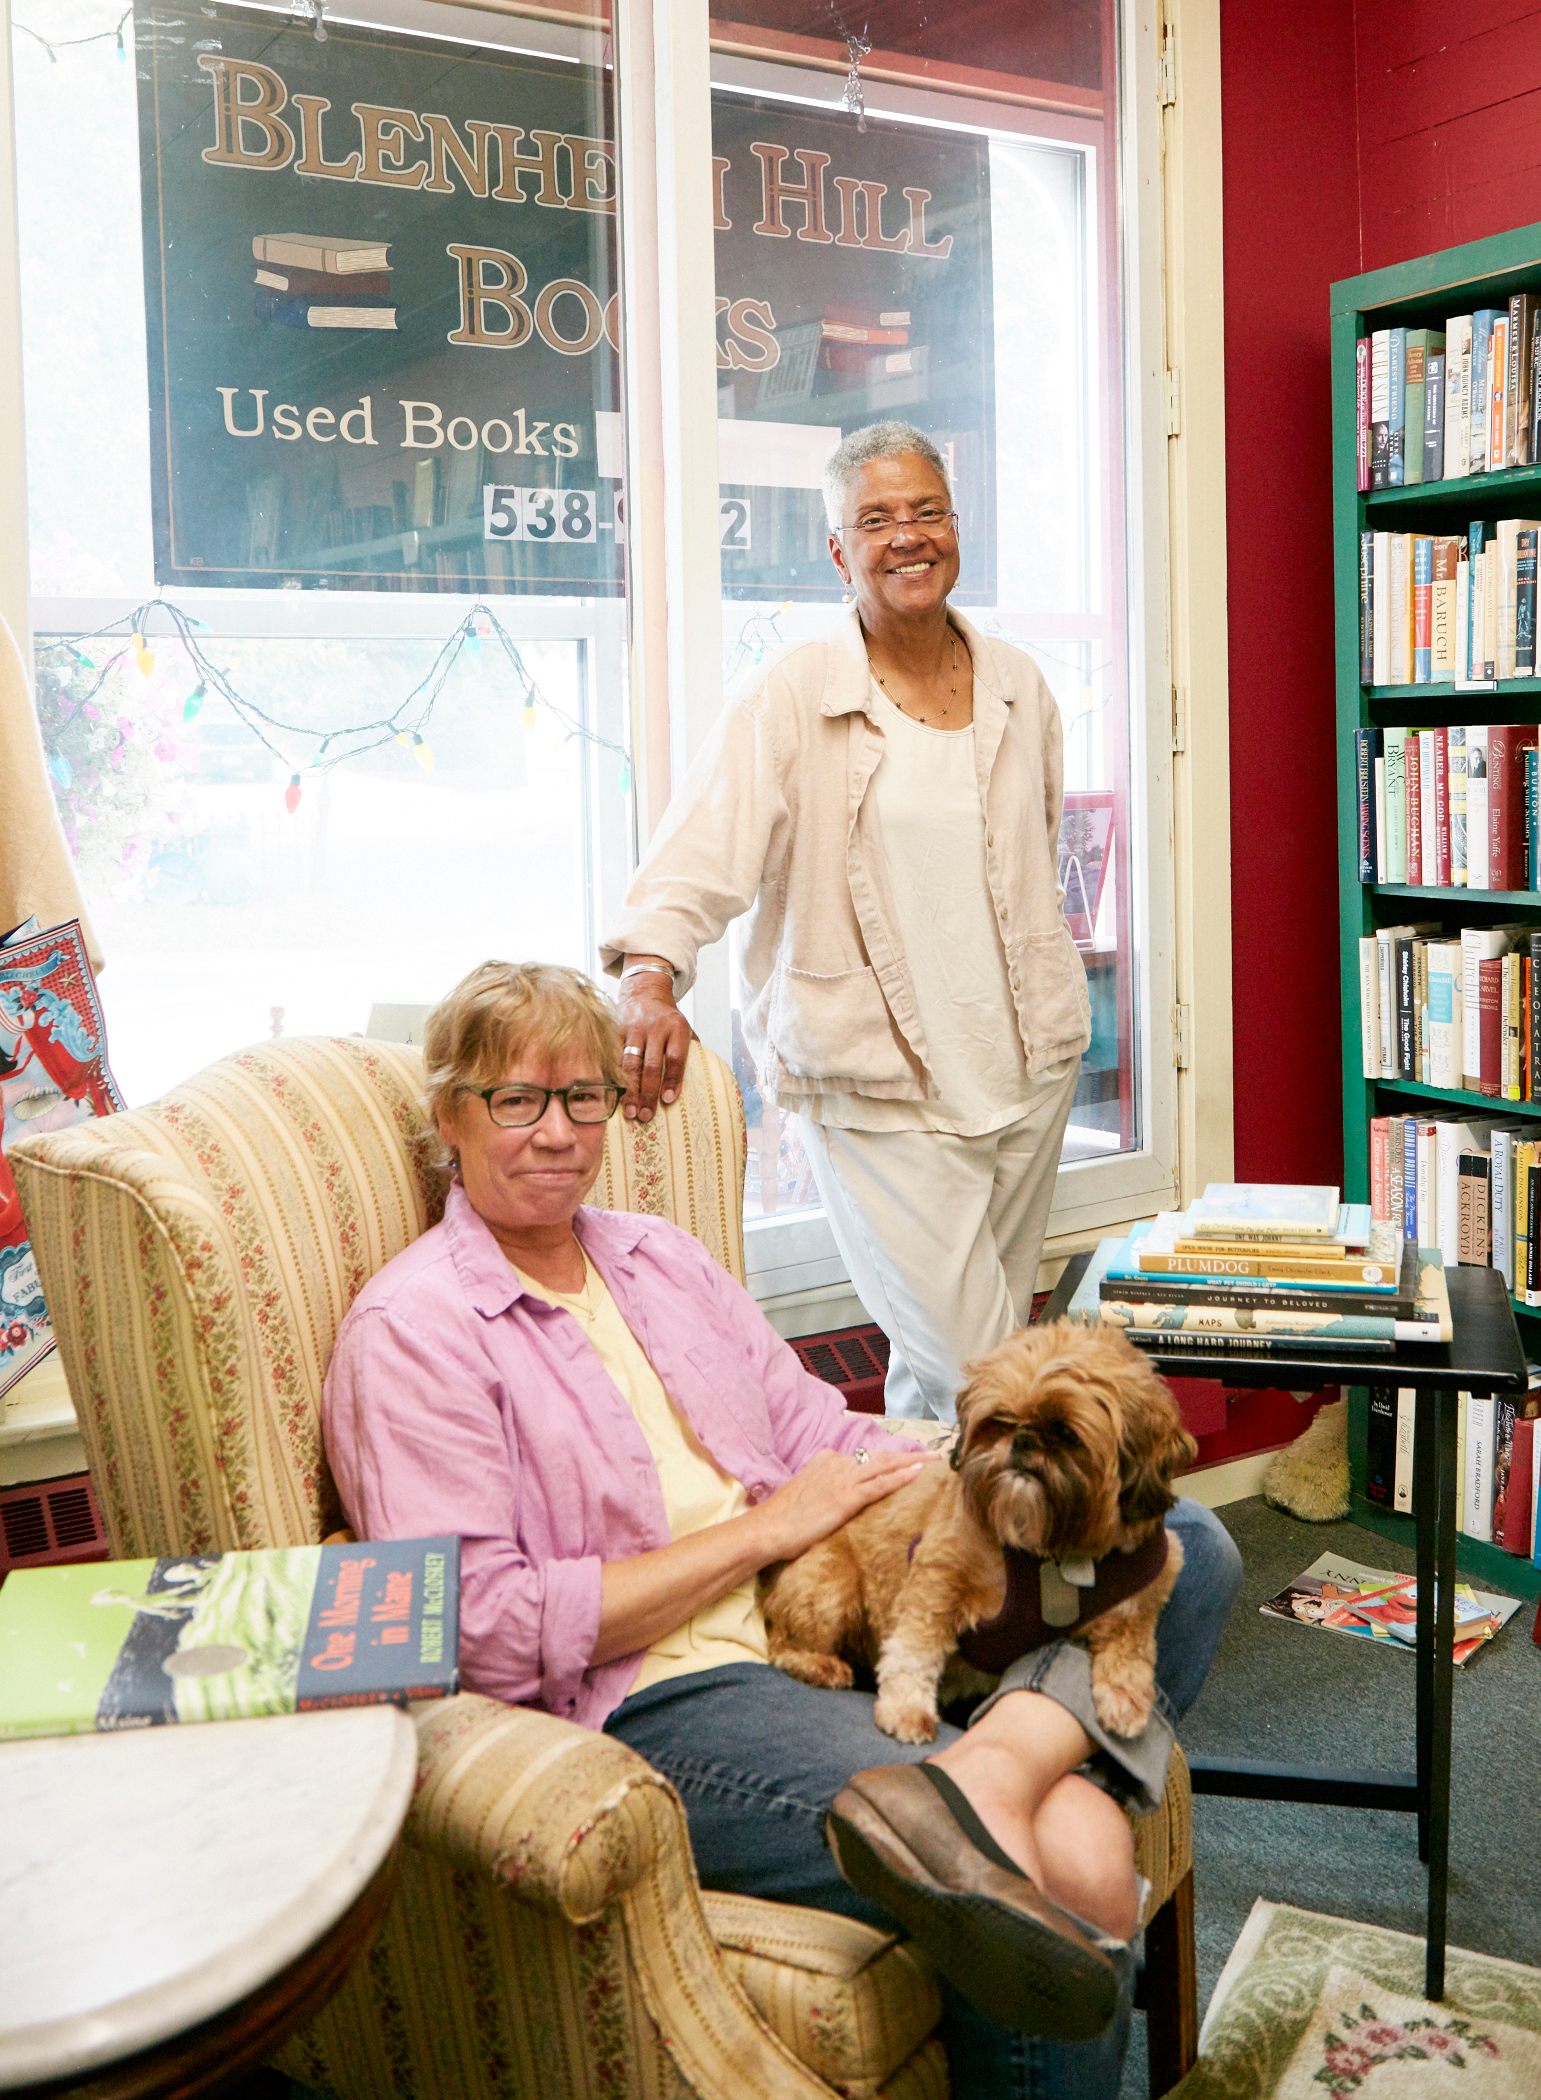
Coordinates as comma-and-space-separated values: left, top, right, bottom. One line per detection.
621, 962, 675, 982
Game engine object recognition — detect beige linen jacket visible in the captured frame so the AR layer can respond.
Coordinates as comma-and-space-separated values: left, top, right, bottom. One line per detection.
599, 606, 1091, 1110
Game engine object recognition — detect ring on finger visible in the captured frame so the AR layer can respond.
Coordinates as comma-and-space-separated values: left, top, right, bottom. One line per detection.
853, 1447, 870, 1466
622, 1046, 642, 1060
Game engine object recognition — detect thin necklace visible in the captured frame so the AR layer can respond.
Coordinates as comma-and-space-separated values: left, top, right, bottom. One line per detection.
871, 631, 960, 721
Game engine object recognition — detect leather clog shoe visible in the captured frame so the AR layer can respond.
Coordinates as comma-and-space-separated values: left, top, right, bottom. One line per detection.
825, 1761, 1120, 2041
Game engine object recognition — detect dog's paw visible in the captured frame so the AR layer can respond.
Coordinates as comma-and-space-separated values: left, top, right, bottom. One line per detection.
1091, 1674, 1154, 1740
771, 1648, 854, 1691
873, 1693, 939, 1743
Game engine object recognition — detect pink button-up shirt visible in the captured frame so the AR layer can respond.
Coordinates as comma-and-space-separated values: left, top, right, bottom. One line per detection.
322, 1183, 914, 1730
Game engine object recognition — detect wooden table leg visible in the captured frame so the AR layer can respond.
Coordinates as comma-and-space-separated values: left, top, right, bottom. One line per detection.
1142, 1867, 1198, 2098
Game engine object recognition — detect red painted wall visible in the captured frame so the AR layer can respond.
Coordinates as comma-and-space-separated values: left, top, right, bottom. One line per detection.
1355, 5, 1541, 271
1223, 3, 1541, 1184
1221, 2, 1361, 1184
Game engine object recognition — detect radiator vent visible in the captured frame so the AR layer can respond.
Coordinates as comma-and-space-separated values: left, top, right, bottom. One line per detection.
0, 1474, 110, 1575
791, 1325, 889, 1415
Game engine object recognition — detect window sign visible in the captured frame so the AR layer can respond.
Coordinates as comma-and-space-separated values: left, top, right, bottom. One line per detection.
136, 3, 994, 597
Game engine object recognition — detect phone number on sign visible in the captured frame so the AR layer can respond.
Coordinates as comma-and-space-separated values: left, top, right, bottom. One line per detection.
482, 485, 751, 550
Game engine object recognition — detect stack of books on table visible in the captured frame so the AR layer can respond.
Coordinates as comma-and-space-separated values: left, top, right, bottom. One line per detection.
1068, 1182, 1453, 1359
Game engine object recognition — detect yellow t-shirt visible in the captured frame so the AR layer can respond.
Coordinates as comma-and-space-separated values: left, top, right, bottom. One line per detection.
515, 1254, 768, 1690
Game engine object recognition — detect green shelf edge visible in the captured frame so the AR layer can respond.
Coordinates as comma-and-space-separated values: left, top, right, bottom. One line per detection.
1368, 884, 1541, 904
1366, 1075, 1541, 1118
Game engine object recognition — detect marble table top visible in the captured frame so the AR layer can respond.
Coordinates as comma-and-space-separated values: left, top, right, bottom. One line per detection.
0, 1705, 418, 2089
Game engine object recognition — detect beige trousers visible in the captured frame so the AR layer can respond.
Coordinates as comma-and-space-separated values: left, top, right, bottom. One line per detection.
796, 1054, 1080, 1422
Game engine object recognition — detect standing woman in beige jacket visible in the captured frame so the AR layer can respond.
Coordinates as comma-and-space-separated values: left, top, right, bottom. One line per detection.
601, 421, 1092, 1421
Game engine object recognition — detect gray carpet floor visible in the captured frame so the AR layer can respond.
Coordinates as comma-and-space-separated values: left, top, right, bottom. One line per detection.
1119, 1494, 1541, 2097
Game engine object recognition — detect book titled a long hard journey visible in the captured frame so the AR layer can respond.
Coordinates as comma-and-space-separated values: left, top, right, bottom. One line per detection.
0, 1537, 459, 1742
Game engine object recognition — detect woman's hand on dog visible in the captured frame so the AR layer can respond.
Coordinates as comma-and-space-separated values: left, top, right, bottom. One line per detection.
755, 1448, 931, 1564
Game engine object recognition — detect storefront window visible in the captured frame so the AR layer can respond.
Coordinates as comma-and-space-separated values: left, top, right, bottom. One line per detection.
15, 0, 631, 1101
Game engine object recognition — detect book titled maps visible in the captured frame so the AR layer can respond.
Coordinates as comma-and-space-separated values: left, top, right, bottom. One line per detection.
251, 234, 396, 331
1259, 1551, 1519, 1666
0, 1536, 459, 1741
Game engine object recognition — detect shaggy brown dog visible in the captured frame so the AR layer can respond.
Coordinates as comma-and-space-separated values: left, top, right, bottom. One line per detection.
760, 1320, 1198, 1742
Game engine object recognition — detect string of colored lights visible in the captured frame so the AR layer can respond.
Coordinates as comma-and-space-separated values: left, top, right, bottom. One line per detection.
37, 598, 634, 813
11, 6, 131, 62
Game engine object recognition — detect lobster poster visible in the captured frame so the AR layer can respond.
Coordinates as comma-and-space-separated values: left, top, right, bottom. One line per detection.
0, 920, 125, 1404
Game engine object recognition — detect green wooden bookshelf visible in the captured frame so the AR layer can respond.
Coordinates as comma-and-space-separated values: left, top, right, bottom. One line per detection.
1332, 225, 1541, 1601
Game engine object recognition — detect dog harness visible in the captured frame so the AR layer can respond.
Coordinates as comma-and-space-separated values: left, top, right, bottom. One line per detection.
920, 1529, 1172, 1675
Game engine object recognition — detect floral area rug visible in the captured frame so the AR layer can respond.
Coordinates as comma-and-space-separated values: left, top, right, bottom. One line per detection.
1168, 1900, 1541, 2100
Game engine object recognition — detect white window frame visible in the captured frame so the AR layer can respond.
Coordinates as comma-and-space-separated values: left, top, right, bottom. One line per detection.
0, 0, 1232, 1318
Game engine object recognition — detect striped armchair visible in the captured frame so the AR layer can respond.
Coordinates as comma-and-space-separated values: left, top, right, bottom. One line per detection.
11, 1036, 1196, 2099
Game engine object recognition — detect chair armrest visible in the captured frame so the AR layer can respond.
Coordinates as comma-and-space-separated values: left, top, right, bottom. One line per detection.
409, 1692, 688, 1926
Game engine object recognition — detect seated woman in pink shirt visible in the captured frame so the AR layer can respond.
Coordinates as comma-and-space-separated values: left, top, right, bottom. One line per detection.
323, 961, 1232, 2100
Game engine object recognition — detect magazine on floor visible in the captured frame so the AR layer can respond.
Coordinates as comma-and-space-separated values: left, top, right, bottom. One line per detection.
1259, 1550, 1522, 1665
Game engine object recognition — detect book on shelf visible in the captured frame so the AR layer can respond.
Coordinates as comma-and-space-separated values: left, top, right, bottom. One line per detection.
1370, 328, 1391, 489
1426, 348, 1449, 479
1388, 324, 1407, 486
1468, 725, 1491, 885
1470, 309, 1504, 473
1444, 313, 1473, 478
1403, 330, 1444, 486
1356, 336, 1371, 492
1465, 1394, 1496, 1541
0, 1537, 460, 1742
1366, 1387, 1398, 1505
1258, 1551, 1520, 1667
1393, 1388, 1417, 1513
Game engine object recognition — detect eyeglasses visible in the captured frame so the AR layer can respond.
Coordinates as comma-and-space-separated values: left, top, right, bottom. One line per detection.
838, 507, 959, 542
466, 1081, 624, 1128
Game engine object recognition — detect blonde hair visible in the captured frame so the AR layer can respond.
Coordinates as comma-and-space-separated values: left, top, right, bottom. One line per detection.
422, 962, 624, 1139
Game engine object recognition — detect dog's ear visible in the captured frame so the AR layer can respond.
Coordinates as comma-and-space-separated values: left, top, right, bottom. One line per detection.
1118, 1381, 1199, 1525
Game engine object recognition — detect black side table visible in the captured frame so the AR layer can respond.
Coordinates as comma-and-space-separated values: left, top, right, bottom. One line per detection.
1042, 1254, 1528, 1999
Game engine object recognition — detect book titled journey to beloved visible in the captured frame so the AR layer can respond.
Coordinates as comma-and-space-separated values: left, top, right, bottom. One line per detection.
0, 1536, 459, 1741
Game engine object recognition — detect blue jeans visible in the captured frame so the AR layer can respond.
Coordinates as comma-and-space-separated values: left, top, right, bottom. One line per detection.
606, 1497, 1242, 2100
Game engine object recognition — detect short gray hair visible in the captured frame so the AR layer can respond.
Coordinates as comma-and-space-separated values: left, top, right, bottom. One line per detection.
823, 422, 951, 531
